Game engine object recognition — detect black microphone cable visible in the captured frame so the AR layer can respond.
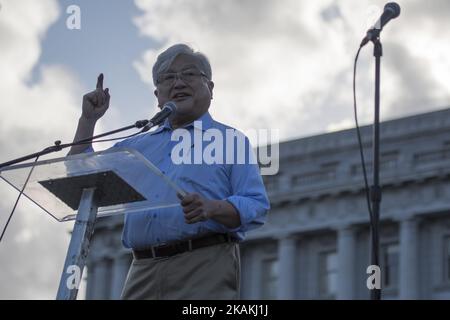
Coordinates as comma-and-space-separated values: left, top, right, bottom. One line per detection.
353, 46, 375, 231
0, 156, 40, 243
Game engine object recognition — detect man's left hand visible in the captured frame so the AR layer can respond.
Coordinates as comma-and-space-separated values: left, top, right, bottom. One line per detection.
180, 193, 217, 224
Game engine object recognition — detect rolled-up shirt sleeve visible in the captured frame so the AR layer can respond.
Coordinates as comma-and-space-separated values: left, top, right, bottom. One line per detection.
225, 139, 270, 233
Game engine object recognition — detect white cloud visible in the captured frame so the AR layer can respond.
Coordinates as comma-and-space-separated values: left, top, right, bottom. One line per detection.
0, 0, 86, 299
133, 0, 450, 143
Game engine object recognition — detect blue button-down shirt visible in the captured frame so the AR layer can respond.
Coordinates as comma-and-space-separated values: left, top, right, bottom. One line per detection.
97, 112, 269, 249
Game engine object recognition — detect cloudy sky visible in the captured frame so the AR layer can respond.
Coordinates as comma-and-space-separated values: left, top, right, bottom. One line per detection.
0, 0, 449, 299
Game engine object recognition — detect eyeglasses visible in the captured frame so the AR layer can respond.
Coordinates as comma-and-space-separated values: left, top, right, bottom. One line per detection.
157, 68, 208, 87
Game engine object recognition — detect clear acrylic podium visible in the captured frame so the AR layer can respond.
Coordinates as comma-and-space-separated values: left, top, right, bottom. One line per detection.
0, 147, 186, 300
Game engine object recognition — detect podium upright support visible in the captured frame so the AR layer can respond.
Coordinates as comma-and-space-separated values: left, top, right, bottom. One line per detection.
56, 188, 98, 300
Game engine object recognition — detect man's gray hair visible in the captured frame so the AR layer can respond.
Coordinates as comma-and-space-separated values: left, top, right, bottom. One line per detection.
152, 44, 212, 86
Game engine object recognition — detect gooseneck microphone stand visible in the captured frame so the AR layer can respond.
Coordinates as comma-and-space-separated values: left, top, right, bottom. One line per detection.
0, 119, 150, 170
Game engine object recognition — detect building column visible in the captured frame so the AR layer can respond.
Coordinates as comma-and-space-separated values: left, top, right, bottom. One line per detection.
89, 258, 110, 299
276, 236, 296, 299
399, 217, 419, 299
247, 249, 261, 300
110, 254, 131, 299
336, 225, 355, 299
85, 263, 96, 300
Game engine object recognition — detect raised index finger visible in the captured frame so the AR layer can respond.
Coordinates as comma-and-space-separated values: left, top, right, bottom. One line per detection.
96, 73, 104, 90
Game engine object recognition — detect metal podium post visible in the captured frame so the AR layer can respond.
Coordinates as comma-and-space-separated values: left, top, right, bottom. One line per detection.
56, 188, 98, 300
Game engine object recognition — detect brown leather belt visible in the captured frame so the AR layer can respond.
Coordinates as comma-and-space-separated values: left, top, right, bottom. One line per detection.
132, 233, 234, 259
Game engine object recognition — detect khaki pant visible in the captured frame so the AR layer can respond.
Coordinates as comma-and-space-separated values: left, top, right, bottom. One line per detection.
121, 242, 240, 300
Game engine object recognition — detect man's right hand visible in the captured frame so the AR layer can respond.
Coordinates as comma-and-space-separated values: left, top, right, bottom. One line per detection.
68, 73, 110, 155
81, 73, 110, 121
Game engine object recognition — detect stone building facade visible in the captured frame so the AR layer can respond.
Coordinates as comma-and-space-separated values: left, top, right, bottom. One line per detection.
85, 108, 450, 299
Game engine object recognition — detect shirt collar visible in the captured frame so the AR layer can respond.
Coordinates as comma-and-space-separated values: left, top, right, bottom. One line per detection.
191, 111, 214, 131
149, 111, 214, 135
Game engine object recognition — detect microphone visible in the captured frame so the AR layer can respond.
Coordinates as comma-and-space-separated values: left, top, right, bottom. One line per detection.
360, 2, 401, 47
141, 101, 177, 132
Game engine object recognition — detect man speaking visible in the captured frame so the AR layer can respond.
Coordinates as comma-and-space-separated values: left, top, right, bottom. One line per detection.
69, 44, 269, 300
